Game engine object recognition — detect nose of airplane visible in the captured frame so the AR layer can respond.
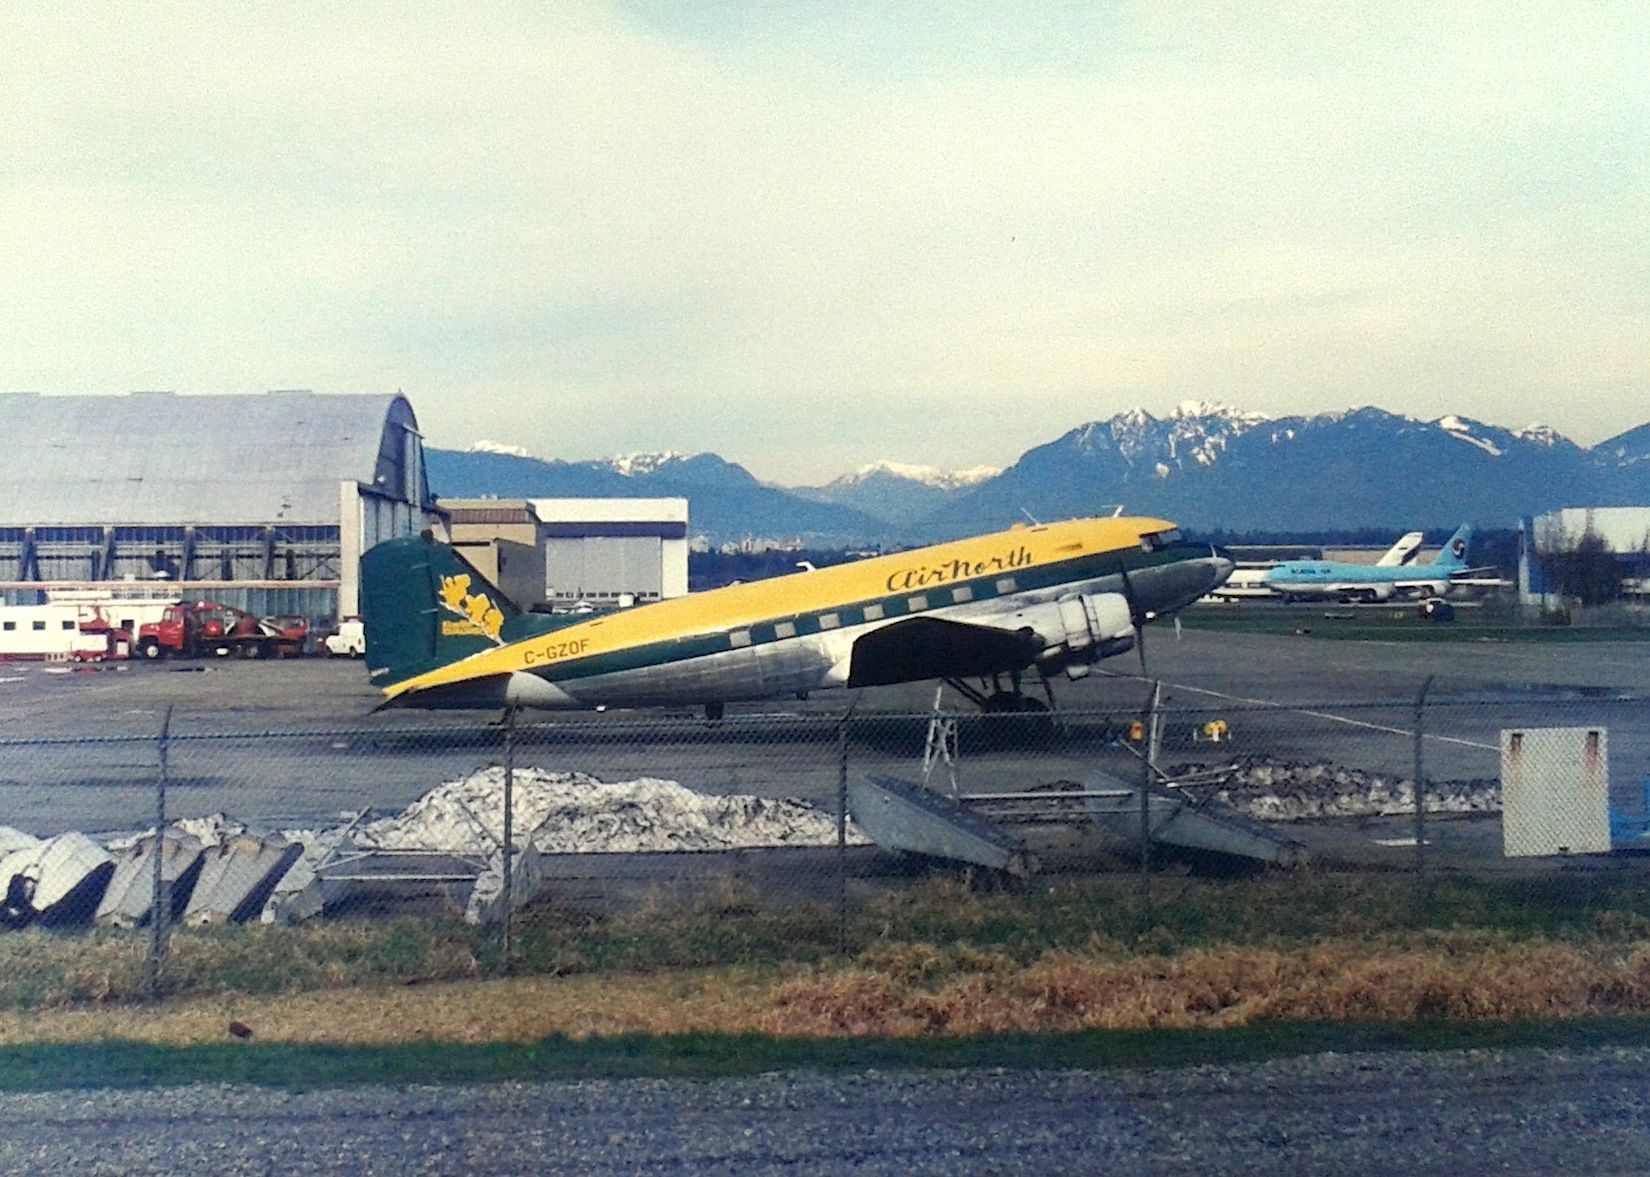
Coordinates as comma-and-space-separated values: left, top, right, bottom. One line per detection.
1207, 546, 1236, 587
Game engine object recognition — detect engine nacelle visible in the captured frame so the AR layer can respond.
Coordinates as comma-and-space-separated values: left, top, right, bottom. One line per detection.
1036, 591, 1135, 673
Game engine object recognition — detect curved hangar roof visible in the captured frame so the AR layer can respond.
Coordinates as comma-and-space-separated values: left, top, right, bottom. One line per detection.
0, 390, 426, 527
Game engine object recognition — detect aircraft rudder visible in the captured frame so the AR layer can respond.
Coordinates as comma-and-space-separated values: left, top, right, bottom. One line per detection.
1435, 523, 1473, 569
361, 534, 519, 687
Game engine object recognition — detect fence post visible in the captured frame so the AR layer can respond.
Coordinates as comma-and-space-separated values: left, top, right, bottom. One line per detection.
1412, 674, 1434, 921
1137, 682, 1157, 930
148, 705, 173, 1000
836, 718, 849, 956
501, 705, 516, 976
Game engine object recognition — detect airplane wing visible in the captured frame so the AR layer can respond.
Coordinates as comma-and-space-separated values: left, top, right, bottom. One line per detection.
1388, 568, 1508, 593
846, 616, 1045, 688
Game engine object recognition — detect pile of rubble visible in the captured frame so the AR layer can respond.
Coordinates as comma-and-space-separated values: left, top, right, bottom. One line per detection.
0, 767, 860, 931
354, 767, 865, 855
1202, 757, 1501, 822
0, 757, 1509, 932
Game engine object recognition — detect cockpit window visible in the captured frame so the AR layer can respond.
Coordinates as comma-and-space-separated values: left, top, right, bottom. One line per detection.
1141, 528, 1183, 552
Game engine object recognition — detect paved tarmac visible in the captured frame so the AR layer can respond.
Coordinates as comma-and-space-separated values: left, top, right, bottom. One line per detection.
0, 626, 1645, 839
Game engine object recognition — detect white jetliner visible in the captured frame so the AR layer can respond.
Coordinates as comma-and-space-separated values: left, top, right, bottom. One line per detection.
1375, 531, 1426, 567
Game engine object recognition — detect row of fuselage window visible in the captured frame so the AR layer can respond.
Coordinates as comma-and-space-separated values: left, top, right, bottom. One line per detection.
724, 575, 1021, 651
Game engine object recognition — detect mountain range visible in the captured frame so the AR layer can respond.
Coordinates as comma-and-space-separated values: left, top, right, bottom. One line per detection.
426, 404, 1650, 547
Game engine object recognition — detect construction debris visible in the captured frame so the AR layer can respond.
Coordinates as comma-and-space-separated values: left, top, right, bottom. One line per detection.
1206, 758, 1500, 821
0, 757, 1503, 932
0, 832, 114, 927
353, 767, 866, 855
181, 832, 303, 926
95, 830, 205, 928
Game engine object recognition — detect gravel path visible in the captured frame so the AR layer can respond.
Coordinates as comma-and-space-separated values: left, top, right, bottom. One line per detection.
2, 1046, 1649, 1175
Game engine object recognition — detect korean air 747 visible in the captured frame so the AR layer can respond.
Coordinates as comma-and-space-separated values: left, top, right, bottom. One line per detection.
1261, 524, 1493, 603
361, 516, 1233, 716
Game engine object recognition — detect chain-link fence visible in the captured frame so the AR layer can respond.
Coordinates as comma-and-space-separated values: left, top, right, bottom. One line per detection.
3, 684, 1649, 996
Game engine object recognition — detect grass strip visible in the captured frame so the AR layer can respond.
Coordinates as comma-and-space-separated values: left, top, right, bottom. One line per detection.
4, 1020, 1650, 1091
10, 874, 1650, 1013
1179, 613, 1650, 643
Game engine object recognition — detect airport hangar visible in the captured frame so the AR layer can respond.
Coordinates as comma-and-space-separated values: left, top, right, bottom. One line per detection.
0, 390, 439, 627
0, 390, 686, 633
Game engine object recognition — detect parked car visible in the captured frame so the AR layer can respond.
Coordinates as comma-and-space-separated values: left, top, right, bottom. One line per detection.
323, 617, 366, 657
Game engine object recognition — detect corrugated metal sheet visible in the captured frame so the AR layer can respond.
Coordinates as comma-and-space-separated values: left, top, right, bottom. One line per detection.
0, 391, 418, 526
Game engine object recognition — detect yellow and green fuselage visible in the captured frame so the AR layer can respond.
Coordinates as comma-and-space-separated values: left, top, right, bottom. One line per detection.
362, 516, 1231, 711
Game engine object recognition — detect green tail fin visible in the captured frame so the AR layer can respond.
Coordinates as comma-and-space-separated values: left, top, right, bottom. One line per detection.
361, 535, 523, 687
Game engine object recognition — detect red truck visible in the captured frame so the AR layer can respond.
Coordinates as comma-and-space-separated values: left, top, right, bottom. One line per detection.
135, 601, 309, 660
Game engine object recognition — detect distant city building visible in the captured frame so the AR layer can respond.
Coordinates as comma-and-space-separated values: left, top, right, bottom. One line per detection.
0, 390, 438, 622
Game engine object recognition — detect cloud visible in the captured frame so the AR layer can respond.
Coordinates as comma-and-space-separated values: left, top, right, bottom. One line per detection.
1, 2, 1646, 482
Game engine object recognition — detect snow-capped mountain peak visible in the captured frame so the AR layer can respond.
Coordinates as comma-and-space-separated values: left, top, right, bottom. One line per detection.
1435, 415, 1505, 457
840, 461, 1001, 490
1086, 402, 1273, 469
1169, 400, 1271, 428
1515, 424, 1563, 447
467, 439, 532, 458
601, 451, 694, 477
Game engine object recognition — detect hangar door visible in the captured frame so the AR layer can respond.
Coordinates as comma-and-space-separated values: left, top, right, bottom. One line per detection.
545, 535, 664, 604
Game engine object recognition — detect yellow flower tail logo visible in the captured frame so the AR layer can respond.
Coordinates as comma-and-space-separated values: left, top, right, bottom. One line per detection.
438, 573, 506, 644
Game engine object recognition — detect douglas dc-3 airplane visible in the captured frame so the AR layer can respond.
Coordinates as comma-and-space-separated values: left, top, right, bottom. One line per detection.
361, 516, 1234, 717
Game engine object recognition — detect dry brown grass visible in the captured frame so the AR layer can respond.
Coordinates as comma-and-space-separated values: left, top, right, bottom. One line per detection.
10, 936, 1650, 1046
762, 936, 1650, 1038
0, 969, 781, 1046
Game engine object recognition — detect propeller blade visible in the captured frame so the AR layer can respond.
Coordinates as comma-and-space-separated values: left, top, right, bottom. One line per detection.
1119, 563, 1149, 677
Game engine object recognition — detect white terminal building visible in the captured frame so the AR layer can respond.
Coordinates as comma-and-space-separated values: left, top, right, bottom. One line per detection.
443, 497, 689, 611
531, 497, 688, 607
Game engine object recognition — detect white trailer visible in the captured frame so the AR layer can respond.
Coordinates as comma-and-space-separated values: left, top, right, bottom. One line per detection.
0, 591, 180, 660
0, 603, 110, 660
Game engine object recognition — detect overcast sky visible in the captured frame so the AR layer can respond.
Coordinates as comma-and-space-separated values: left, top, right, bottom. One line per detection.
3, 3, 1646, 483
